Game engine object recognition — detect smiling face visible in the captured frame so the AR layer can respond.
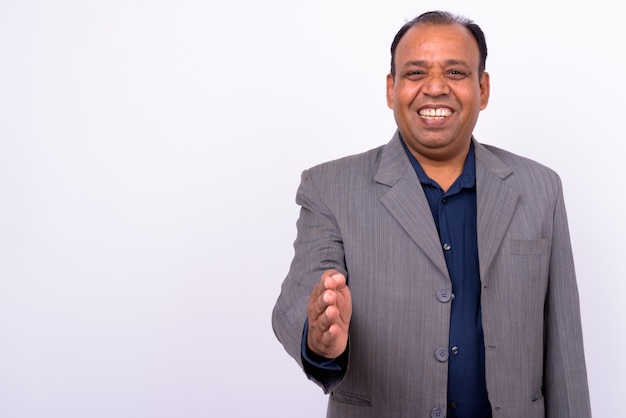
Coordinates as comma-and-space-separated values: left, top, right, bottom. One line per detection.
386, 22, 490, 163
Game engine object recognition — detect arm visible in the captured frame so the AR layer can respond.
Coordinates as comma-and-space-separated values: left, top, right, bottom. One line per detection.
272, 169, 352, 392
543, 177, 591, 417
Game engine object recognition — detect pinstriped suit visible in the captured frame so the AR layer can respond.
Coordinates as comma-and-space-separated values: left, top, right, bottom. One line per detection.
272, 131, 591, 417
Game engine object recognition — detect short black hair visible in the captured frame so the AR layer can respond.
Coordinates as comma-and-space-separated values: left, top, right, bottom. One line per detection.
389, 11, 488, 78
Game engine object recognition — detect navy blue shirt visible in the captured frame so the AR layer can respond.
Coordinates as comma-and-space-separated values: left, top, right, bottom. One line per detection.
302, 139, 491, 417
402, 139, 491, 418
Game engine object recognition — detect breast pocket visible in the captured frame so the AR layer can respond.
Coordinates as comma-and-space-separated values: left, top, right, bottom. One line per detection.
510, 238, 550, 286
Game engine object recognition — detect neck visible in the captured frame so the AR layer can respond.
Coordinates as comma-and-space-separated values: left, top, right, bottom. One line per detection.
411, 142, 470, 192
417, 158, 464, 192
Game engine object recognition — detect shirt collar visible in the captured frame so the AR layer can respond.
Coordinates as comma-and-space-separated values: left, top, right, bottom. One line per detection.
399, 134, 476, 192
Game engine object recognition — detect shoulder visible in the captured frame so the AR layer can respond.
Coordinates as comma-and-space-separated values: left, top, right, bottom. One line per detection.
477, 142, 562, 189
294, 144, 389, 211
303, 144, 386, 183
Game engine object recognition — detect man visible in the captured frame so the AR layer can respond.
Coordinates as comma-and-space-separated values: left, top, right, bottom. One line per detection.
272, 10, 591, 418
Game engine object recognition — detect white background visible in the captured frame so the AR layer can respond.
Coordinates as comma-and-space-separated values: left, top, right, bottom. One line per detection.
0, 1, 623, 417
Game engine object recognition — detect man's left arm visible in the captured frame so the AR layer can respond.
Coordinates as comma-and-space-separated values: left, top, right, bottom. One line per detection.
543, 176, 592, 417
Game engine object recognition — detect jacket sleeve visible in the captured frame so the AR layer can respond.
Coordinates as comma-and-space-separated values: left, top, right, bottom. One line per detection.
543, 176, 592, 417
271, 167, 349, 393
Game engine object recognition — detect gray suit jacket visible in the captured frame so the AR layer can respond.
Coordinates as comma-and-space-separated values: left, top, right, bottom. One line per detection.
272, 132, 591, 418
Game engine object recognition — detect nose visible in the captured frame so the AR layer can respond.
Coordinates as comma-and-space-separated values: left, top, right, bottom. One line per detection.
422, 73, 449, 97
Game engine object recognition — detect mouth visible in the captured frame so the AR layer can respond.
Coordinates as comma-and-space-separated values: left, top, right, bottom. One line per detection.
418, 107, 453, 120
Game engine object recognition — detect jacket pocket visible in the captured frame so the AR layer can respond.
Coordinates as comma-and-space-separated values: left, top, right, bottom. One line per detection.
330, 389, 372, 407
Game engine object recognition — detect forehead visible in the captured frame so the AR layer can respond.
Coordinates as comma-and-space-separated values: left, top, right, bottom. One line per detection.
396, 22, 480, 66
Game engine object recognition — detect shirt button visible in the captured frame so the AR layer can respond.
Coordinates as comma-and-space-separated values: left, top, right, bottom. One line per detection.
443, 243, 451, 251
451, 346, 459, 355
435, 348, 449, 362
431, 407, 445, 418
442, 198, 447, 203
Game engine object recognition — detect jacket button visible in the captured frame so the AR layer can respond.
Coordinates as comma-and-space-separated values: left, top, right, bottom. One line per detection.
451, 346, 459, 355
436, 289, 454, 303
435, 348, 449, 362
431, 407, 445, 418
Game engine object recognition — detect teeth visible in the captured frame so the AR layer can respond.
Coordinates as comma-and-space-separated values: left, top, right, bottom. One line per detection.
419, 108, 452, 117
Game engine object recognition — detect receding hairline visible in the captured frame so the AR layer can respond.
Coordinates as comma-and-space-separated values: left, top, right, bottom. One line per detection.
389, 11, 488, 77
394, 24, 481, 74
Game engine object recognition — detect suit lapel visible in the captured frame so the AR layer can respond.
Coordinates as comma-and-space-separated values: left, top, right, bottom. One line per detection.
474, 141, 519, 283
374, 133, 450, 279
374, 135, 521, 284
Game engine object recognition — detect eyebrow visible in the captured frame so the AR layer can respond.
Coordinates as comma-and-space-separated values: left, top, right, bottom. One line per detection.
402, 59, 471, 68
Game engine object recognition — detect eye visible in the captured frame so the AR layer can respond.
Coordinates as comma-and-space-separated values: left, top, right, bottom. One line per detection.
447, 70, 467, 80
405, 70, 426, 80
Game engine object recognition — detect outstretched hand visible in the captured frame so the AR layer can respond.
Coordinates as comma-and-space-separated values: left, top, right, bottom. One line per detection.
306, 270, 352, 359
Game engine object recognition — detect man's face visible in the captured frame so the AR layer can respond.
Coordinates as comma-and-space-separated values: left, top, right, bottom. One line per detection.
386, 23, 490, 162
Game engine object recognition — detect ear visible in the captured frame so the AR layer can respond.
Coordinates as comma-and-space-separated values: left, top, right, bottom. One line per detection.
386, 73, 395, 109
479, 71, 490, 110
